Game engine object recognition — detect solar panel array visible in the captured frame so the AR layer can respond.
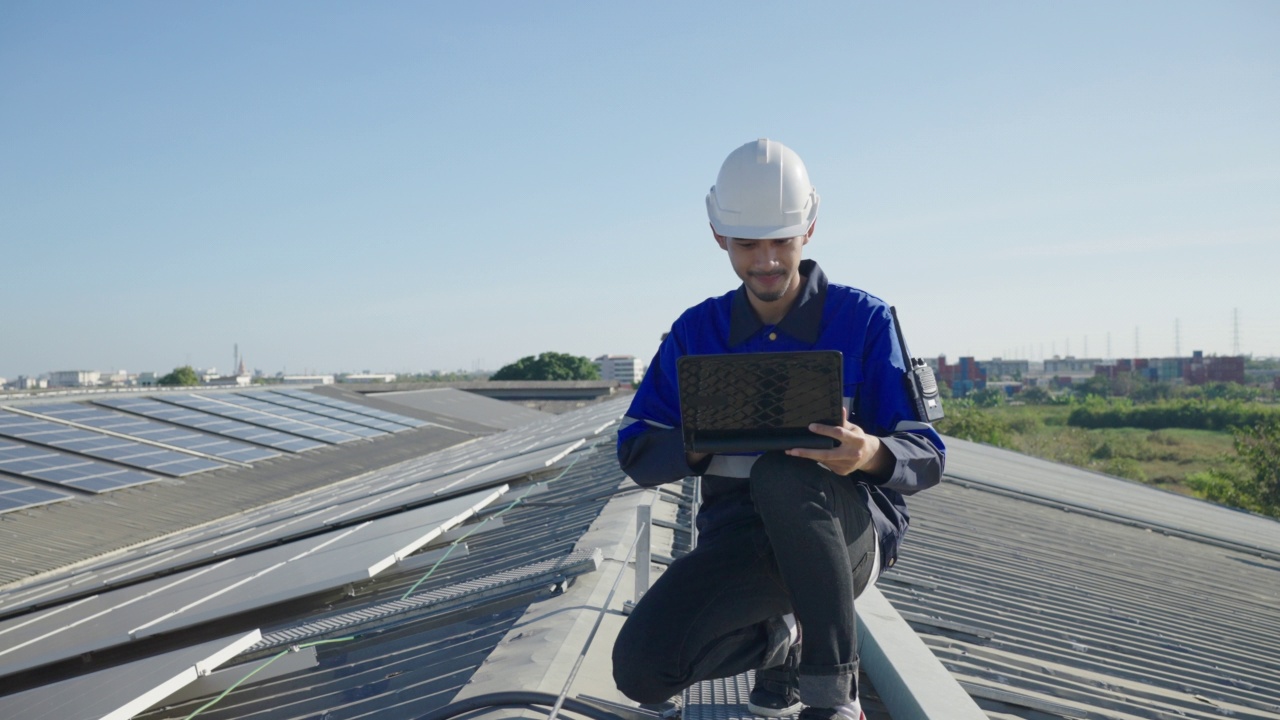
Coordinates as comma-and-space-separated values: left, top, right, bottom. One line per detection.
272, 388, 428, 429
0, 411, 224, 477
0, 388, 443, 519
155, 395, 361, 444
0, 476, 72, 513
0, 439, 158, 493
25, 403, 280, 464
213, 393, 385, 438
0, 398, 624, 614
0, 390, 428, 515
247, 391, 411, 433
95, 397, 325, 453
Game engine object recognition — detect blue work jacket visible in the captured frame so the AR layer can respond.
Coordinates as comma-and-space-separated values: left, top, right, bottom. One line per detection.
617, 259, 945, 569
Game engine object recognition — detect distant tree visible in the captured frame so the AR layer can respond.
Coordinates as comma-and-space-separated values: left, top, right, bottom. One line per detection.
396, 371, 488, 382
491, 352, 601, 381
158, 365, 200, 386
1131, 378, 1176, 403
1018, 385, 1053, 405
1234, 417, 1280, 513
969, 387, 1006, 408
1202, 382, 1258, 402
1074, 375, 1111, 400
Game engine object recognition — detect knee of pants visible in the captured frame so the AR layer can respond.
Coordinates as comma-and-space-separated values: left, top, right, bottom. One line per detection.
612, 618, 681, 703
749, 450, 825, 504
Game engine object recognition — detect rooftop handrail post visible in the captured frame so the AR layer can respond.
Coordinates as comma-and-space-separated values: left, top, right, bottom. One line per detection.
635, 502, 651, 605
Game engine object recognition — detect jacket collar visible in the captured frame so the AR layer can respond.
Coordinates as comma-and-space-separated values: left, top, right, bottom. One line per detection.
728, 259, 827, 347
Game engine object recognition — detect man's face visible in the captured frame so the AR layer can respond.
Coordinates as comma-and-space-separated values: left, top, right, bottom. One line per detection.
716, 233, 809, 305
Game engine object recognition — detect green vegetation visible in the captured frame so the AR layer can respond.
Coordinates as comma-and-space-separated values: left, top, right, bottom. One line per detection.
1187, 418, 1280, 516
491, 352, 600, 381
936, 394, 1280, 519
1067, 398, 1280, 431
157, 365, 200, 386
396, 371, 489, 382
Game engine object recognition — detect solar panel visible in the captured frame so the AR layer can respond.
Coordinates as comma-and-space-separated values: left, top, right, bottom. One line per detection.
154, 394, 360, 445
0, 476, 73, 514
246, 391, 409, 433
0, 411, 225, 477
273, 388, 427, 429
0, 487, 505, 676
0, 399, 626, 614
24, 403, 281, 465
0, 439, 158, 493
221, 392, 386, 438
0, 630, 262, 720
95, 396, 324, 453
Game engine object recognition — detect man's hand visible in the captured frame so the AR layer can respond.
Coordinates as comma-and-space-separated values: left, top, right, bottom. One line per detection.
786, 407, 893, 478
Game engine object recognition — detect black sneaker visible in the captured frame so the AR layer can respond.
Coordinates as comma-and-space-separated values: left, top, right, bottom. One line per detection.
747, 639, 801, 717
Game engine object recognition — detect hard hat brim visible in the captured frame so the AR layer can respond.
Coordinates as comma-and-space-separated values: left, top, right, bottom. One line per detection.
705, 194, 819, 240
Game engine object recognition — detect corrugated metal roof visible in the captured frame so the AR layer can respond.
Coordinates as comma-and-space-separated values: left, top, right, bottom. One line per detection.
377, 387, 553, 430
886, 438, 1280, 719
6, 391, 1279, 720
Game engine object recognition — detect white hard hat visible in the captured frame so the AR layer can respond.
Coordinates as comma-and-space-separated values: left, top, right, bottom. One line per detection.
706, 138, 820, 240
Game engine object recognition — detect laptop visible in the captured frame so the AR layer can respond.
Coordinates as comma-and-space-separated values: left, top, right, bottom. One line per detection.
676, 350, 844, 454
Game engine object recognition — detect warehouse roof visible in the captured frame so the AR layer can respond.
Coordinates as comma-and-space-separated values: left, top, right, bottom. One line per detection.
0, 387, 1277, 720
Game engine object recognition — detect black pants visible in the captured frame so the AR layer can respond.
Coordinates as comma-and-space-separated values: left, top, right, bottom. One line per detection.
612, 452, 877, 708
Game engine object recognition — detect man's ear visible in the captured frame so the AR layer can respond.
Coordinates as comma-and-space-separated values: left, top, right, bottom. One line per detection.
712, 224, 728, 250
803, 220, 816, 245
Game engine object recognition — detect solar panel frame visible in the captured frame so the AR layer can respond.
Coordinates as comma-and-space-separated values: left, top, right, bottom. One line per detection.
272, 388, 427, 429
0, 439, 159, 493
95, 397, 326, 453
24, 403, 281, 464
154, 394, 361, 445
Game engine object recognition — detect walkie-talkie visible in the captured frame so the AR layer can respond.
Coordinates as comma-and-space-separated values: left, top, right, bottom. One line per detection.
889, 306, 945, 423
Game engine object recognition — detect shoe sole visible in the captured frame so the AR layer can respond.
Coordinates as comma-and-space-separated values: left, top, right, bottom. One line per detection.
746, 700, 803, 717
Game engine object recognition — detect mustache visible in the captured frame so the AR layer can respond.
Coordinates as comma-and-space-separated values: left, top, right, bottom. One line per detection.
748, 270, 786, 278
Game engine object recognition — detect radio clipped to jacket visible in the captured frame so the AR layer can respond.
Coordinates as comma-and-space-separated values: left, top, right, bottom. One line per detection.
889, 307, 945, 423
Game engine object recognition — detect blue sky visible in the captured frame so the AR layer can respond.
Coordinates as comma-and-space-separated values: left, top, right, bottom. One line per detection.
2, 1, 1277, 378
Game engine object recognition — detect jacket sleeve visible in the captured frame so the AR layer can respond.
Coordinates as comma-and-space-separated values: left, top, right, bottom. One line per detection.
854, 304, 946, 496
617, 322, 707, 487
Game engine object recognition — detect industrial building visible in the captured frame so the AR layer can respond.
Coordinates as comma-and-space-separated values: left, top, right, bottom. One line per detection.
594, 355, 645, 385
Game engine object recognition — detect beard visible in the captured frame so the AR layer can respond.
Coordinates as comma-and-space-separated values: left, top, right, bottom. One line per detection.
747, 271, 791, 303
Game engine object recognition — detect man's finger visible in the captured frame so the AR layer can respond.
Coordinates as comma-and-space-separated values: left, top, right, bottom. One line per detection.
786, 447, 835, 462
807, 422, 846, 439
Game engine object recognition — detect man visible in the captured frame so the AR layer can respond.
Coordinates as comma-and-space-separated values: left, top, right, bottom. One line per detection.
611, 139, 945, 720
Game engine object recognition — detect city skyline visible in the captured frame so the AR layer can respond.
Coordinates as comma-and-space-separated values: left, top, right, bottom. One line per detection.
3, 3, 1277, 377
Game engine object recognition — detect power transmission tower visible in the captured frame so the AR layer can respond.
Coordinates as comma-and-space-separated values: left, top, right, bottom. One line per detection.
1134, 327, 1140, 358
1174, 319, 1181, 357
1233, 308, 1241, 355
